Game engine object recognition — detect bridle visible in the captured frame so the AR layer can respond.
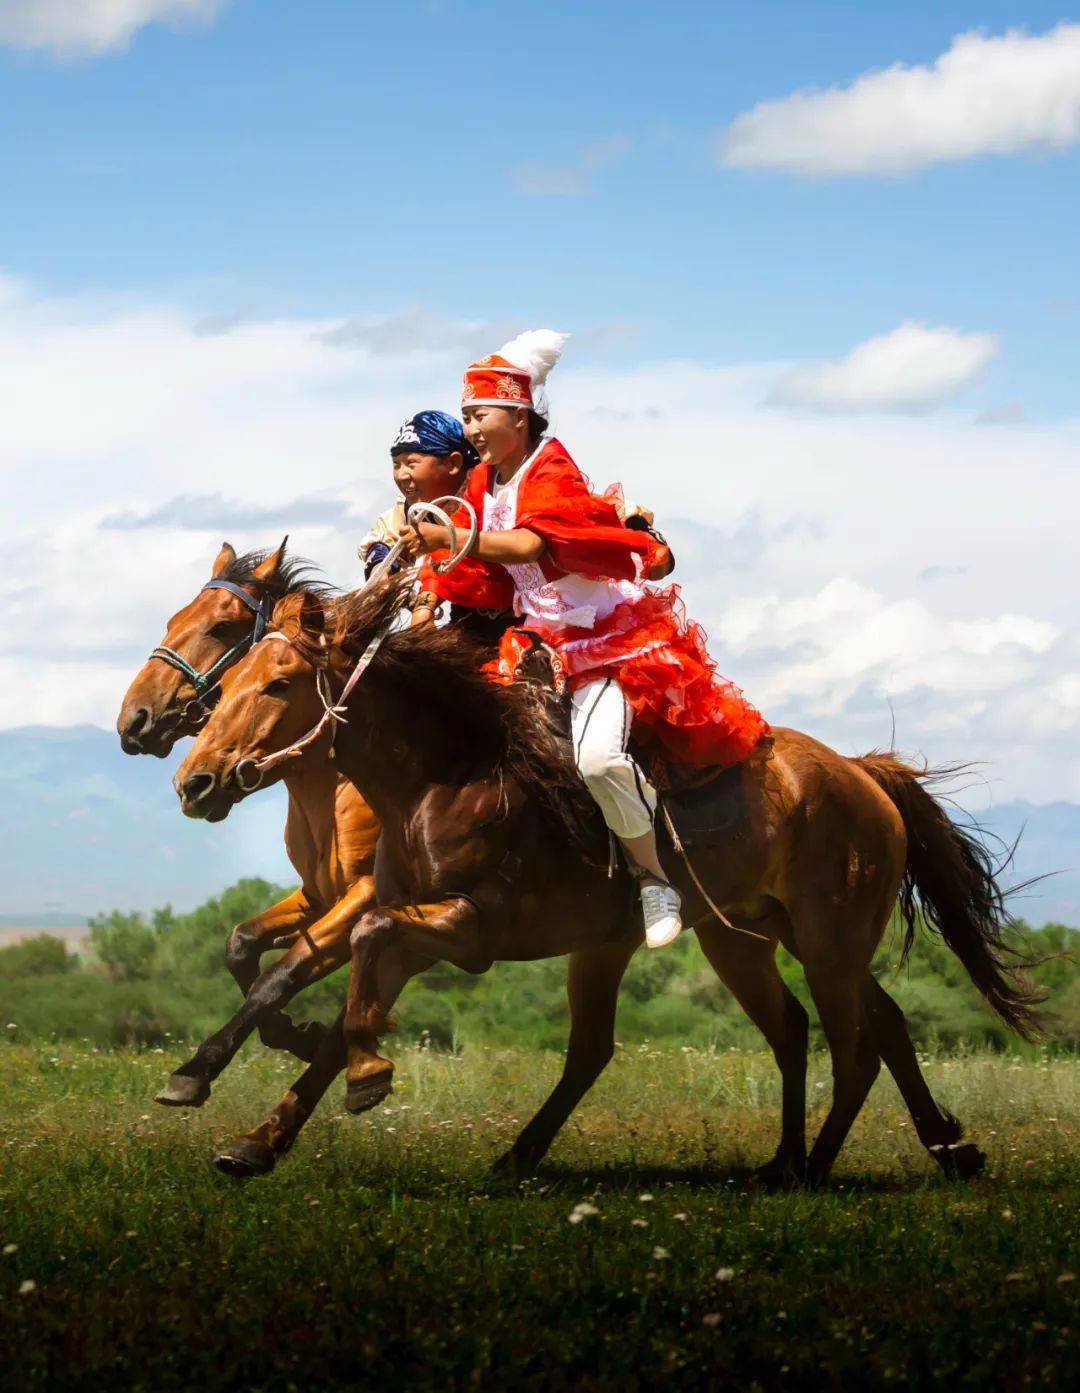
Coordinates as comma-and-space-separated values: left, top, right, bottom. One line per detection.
149, 578, 273, 724
233, 497, 477, 792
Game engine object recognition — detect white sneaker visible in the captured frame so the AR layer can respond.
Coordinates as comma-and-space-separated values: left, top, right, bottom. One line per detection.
641, 880, 683, 949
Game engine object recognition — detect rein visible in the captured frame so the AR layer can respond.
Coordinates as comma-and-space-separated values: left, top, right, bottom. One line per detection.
150, 579, 272, 719
237, 625, 389, 788
236, 498, 478, 791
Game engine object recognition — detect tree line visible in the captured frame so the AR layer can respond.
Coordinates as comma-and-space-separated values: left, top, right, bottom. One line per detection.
1, 878, 1076, 1051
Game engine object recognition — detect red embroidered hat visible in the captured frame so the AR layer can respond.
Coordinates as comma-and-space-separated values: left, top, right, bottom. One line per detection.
462, 330, 568, 411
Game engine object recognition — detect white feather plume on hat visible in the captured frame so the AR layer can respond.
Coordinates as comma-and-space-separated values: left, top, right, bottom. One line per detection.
496, 329, 568, 387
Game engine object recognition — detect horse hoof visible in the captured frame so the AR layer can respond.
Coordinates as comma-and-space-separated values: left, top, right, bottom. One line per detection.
752, 1155, 806, 1189
213, 1137, 277, 1179
155, 1073, 211, 1108
344, 1071, 394, 1115
932, 1141, 987, 1180
489, 1149, 537, 1185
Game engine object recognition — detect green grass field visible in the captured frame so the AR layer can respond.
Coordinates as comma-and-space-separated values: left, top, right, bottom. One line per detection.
2, 1042, 1077, 1391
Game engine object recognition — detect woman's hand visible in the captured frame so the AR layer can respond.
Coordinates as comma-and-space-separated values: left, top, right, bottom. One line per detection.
398, 521, 451, 557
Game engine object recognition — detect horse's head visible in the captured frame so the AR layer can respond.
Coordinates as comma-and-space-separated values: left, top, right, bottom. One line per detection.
173, 590, 332, 821
117, 540, 290, 757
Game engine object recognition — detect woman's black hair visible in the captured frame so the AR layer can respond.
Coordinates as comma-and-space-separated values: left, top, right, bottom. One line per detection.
527, 409, 549, 446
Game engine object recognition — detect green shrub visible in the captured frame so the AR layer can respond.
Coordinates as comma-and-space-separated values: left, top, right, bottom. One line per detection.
89, 912, 158, 982
3, 882, 1076, 1052
0, 934, 72, 978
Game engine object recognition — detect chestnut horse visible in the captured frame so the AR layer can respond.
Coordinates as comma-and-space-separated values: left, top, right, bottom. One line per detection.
117, 541, 380, 1091
173, 576, 1037, 1185
120, 542, 971, 1176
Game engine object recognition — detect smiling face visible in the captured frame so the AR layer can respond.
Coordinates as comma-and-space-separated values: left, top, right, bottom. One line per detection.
172, 594, 328, 821
117, 542, 286, 758
391, 450, 467, 509
461, 405, 530, 474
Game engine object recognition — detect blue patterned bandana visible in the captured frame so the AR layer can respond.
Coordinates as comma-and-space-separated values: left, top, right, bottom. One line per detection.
391, 410, 477, 467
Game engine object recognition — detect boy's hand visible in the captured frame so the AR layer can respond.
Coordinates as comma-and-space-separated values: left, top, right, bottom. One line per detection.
398, 521, 450, 556
618, 498, 655, 527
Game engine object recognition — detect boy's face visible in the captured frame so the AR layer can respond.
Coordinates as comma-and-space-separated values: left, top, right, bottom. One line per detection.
391, 450, 465, 507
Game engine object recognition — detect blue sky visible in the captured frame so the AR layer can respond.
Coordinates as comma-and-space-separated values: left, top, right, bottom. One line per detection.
1, 0, 1080, 830
1, 1, 1078, 414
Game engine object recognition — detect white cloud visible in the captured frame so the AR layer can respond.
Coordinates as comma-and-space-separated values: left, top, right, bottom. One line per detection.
2, 276, 1080, 803
0, 0, 228, 57
318, 304, 517, 355
516, 136, 631, 197
721, 23, 1080, 175
770, 321, 997, 413
719, 578, 1058, 717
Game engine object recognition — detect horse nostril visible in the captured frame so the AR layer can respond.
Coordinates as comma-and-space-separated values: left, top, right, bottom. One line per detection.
125, 708, 151, 740
181, 771, 216, 805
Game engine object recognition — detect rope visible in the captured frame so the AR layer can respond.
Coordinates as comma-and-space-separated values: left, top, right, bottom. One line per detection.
246, 627, 389, 781
660, 803, 770, 943
247, 496, 481, 784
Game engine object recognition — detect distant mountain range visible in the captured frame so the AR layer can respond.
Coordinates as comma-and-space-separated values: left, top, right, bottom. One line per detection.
0, 725, 292, 919
0, 725, 1076, 926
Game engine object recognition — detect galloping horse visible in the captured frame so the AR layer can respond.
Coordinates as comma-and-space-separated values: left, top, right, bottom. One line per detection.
173, 575, 1038, 1185
117, 541, 380, 1089
121, 542, 977, 1177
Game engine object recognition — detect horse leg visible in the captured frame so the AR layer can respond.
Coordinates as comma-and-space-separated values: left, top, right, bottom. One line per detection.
223, 886, 318, 995
799, 945, 882, 1187
213, 945, 430, 1179
863, 977, 986, 1179
254, 878, 375, 1059
213, 1008, 346, 1179
695, 911, 809, 1185
490, 937, 638, 1183
344, 898, 490, 1113
777, 919, 986, 1181
155, 888, 370, 1107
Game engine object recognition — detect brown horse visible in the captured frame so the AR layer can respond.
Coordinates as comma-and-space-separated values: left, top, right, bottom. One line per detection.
174, 576, 1038, 1185
117, 541, 381, 1091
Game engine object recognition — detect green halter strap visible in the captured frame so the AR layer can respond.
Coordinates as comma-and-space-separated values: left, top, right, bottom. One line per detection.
149, 579, 272, 713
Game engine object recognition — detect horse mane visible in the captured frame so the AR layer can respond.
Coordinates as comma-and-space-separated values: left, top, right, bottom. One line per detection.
222, 547, 332, 602
332, 573, 603, 854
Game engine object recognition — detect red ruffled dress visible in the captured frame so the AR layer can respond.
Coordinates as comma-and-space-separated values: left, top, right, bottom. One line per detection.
422, 438, 768, 771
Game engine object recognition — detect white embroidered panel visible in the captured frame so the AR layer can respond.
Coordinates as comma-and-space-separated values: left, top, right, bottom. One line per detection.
483, 452, 644, 631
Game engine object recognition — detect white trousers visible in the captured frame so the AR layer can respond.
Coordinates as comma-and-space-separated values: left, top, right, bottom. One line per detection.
569, 677, 657, 839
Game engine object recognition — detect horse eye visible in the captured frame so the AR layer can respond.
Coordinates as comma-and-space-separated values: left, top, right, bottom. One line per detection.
264, 677, 290, 696
209, 619, 243, 640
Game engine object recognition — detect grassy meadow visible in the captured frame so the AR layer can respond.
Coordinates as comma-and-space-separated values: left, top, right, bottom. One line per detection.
1, 1041, 1077, 1391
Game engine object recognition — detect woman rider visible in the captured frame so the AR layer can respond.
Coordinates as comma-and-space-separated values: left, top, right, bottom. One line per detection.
399, 331, 769, 949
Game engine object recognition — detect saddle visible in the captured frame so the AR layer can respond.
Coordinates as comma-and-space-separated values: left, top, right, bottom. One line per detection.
510, 627, 768, 849
643, 752, 750, 849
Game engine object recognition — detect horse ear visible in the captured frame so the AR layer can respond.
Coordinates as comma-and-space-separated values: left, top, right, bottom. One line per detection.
298, 589, 327, 639
211, 542, 236, 578
272, 590, 326, 646
252, 536, 288, 584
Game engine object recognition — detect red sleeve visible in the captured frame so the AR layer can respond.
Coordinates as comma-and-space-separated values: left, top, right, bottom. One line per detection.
515, 442, 658, 582
419, 467, 515, 609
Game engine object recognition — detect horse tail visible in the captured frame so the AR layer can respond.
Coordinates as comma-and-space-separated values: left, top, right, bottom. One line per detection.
852, 752, 1044, 1040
